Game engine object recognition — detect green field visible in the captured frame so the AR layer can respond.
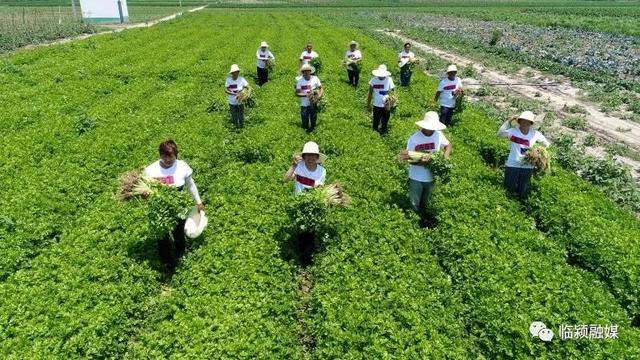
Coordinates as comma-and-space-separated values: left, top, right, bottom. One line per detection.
1, 5, 640, 359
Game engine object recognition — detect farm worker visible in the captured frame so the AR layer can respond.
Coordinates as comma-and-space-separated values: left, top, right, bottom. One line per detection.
256, 41, 275, 86
497, 110, 550, 198
295, 63, 323, 132
299, 42, 319, 70
434, 64, 464, 126
144, 139, 204, 265
284, 141, 327, 194
225, 64, 250, 128
398, 42, 416, 86
344, 40, 362, 87
400, 111, 451, 227
367, 64, 395, 135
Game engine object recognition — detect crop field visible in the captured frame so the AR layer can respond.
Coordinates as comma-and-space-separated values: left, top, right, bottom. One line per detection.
1, 3, 640, 359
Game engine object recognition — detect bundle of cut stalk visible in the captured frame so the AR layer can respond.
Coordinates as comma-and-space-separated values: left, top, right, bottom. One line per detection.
308, 89, 323, 105
384, 93, 398, 111
399, 57, 420, 69
317, 183, 351, 207
398, 151, 453, 182
266, 58, 275, 71
118, 170, 157, 200
236, 87, 252, 103
523, 145, 551, 174
342, 58, 360, 72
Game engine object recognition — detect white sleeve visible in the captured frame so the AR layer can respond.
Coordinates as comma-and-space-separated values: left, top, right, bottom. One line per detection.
256, 50, 260, 59
315, 77, 322, 87
457, 77, 463, 89
270, 51, 275, 59
497, 121, 511, 138
318, 169, 326, 186
242, 78, 249, 87
388, 78, 395, 90
537, 132, 551, 147
440, 133, 450, 147
437, 80, 445, 92
406, 137, 413, 151
185, 175, 202, 204
299, 52, 304, 60
368, 78, 374, 87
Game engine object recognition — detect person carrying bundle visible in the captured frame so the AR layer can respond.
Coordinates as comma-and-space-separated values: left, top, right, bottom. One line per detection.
256, 41, 275, 86
398, 42, 416, 86
497, 110, 550, 198
284, 141, 327, 194
434, 64, 463, 126
400, 112, 451, 227
225, 64, 251, 128
366, 64, 396, 135
300, 43, 320, 73
295, 63, 323, 132
143, 140, 204, 264
344, 40, 362, 87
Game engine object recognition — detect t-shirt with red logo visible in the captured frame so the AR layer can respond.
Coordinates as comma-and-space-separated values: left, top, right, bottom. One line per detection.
368, 76, 395, 108
406, 130, 450, 182
504, 127, 549, 168
299, 50, 319, 65
144, 160, 193, 188
256, 48, 275, 69
293, 161, 326, 194
398, 50, 415, 67
437, 77, 463, 108
296, 75, 322, 107
225, 76, 249, 105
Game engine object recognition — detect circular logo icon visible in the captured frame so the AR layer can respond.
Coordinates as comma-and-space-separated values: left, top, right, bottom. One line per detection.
539, 328, 554, 342
529, 321, 546, 337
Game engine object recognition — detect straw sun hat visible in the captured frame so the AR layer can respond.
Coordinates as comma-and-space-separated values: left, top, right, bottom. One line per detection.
415, 111, 446, 131
295, 141, 327, 164
372, 64, 391, 77
229, 64, 241, 73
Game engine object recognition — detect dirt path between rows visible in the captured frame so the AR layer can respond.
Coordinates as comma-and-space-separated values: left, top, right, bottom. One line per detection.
379, 30, 640, 169
16, 5, 208, 52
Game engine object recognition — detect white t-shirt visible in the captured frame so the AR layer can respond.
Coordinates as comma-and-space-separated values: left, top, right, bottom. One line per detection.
296, 75, 322, 107
398, 50, 415, 67
406, 130, 450, 182
438, 77, 463, 108
504, 128, 550, 168
300, 50, 319, 64
256, 48, 275, 69
345, 49, 362, 70
144, 160, 193, 188
369, 77, 395, 108
225, 76, 249, 105
293, 161, 326, 194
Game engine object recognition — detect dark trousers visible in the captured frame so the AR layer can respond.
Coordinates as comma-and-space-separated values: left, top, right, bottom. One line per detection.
504, 166, 534, 198
158, 219, 186, 266
230, 104, 244, 128
400, 69, 412, 86
372, 106, 391, 134
257, 66, 268, 86
301, 105, 317, 132
347, 69, 360, 87
440, 105, 455, 126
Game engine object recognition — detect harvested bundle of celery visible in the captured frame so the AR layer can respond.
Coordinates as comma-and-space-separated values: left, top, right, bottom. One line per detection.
266, 58, 275, 71
287, 183, 350, 234
308, 89, 325, 111
400, 151, 453, 183
524, 145, 552, 174
310, 58, 322, 74
236, 87, 255, 108
384, 93, 398, 112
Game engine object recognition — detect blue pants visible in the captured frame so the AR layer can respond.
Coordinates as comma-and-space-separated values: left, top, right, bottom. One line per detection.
300, 105, 317, 132
372, 106, 391, 134
504, 166, 534, 198
230, 104, 244, 128
440, 105, 455, 126
400, 69, 412, 86
409, 179, 435, 218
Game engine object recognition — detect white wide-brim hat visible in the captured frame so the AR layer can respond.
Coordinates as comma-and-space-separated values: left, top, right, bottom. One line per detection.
184, 206, 208, 239
372, 64, 391, 77
415, 111, 447, 131
260, 41, 269, 47
296, 141, 327, 163
446, 64, 458, 73
349, 40, 358, 46
517, 110, 536, 123
229, 64, 240, 74
300, 63, 315, 73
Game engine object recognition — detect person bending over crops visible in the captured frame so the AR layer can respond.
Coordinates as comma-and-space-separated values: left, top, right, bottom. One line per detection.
398, 42, 416, 86
284, 141, 327, 194
295, 64, 323, 132
497, 110, 550, 198
400, 112, 452, 228
144, 140, 204, 265
367, 64, 396, 135
225, 64, 250, 128
256, 41, 275, 86
434, 64, 463, 126
344, 40, 362, 87
300, 43, 320, 73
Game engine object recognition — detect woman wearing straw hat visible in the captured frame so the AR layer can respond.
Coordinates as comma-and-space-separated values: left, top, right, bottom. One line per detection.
225, 64, 250, 128
295, 63, 323, 132
344, 40, 362, 87
367, 64, 396, 135
300, 42, 319, 69
434, 64, 463, 126
400, 111, 452, 227
398, 42, 416, 86
256, 41, 275, 86
284, 141, 327, 194
143, 139, 205, 265
497, 110, 550, 198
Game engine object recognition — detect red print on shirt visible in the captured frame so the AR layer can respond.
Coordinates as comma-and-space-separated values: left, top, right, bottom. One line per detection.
372, 84, 385, 89
155, 175, 175, 185
296, 174, 315, 187
303, 55, 313, 60
443, 84, 457, 91
510, 136, 530, 146
415, 143, 435, 152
